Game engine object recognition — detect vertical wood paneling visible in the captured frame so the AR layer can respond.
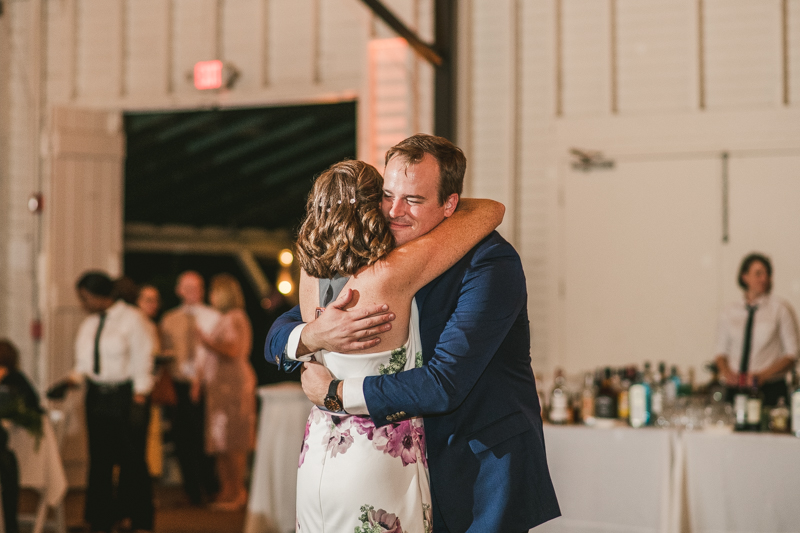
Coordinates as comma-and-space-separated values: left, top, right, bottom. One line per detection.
470, 0, 513, 218
221, 0, 262, 92
789, 0, 800, 105
617, 0, 696, 112
704, 0, 783, 108
76, 0, 124, 98
318, 0, 369, 84
268, 0, 315, 84
561, 0, 612, 116
126, 0, 171, 95
172, 0, 218, 94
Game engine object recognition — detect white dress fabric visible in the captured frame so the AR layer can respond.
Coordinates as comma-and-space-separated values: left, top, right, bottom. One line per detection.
296, 299, 432, 533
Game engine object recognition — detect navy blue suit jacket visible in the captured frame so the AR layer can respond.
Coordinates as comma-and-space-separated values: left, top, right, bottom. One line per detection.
266, 232, 560, 532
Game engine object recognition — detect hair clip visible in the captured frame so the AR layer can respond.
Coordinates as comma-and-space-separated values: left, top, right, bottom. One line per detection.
326, 208, 331, 213
349, 198, 356, 204
337, 200, 342, 204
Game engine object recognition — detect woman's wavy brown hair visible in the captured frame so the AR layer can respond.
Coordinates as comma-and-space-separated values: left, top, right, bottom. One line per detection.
296, 160, 395, 278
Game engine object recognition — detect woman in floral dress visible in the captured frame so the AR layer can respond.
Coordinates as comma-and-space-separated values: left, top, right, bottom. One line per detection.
292, 160, 504, 532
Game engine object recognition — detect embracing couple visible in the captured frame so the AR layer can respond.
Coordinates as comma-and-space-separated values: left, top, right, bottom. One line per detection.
266, 134, 560, 533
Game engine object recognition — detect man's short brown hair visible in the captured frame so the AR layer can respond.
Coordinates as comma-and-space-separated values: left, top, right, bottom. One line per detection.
385, 134, 466, 205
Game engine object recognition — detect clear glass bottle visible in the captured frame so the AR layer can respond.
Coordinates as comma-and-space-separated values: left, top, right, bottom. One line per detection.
769, 397, 790, 433
580, 372, 596, 425
651, 362, 666, 420
549, 369, 569, 425
734, 374, 749, 432
791, 369, 800, 437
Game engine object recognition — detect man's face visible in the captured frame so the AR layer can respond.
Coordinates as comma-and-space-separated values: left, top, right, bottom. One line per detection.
77, 288, 112, 314
176, 273, 204, 306
381, 153, 458, 246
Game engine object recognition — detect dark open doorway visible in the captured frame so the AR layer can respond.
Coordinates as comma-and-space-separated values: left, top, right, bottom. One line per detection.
122, 101, 357, 384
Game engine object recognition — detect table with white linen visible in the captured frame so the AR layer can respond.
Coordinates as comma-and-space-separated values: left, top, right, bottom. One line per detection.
537, 424, 678, 533
682, 430, 800, 533
7, 415, 68, 533
245, 383, 312, 533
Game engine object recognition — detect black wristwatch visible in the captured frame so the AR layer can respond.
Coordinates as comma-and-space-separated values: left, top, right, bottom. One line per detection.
323, 379, 344, 412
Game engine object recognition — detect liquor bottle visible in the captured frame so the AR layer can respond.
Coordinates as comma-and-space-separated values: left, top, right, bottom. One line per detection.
580, 372, 596, 425
665, 365, 680, 404
643, 362, 654, 386
791, 369, 800, 437
617, 367, 632, 420
733, 374, 748, 432
746, 378, 763, 432
594, 367, 618, 420
548, 369, 569, 425
704, 362, 727, 404
768, 397, 790, 433
629, 370, 651, 428
651, 362, 666, 420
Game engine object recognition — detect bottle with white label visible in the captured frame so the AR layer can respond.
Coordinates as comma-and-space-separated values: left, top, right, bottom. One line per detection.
791, 370, 800, 437
629, 371, 651, 428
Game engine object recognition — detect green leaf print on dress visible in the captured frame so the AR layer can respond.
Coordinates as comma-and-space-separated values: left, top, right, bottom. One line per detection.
378, 347, 407, 375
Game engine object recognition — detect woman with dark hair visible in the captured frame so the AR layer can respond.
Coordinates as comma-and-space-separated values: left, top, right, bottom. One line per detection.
291, 159, 503, 532
714, 253, 799, 406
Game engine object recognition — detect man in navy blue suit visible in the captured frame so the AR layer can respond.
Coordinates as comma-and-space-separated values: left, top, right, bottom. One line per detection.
266, 134, 560, 532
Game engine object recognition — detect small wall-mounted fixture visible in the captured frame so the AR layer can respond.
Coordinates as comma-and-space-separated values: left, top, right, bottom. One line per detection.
28, 193, 43, 213
192, 60, 240, 91
570, 148, 615, 172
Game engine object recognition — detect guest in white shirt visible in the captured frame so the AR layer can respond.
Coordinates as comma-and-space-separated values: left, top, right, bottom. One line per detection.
69, 271, 155, 533
159, 271, 221, 505
715, 253, 799, 406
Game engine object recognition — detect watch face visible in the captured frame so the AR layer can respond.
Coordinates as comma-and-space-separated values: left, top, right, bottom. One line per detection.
324, 396, 342, 412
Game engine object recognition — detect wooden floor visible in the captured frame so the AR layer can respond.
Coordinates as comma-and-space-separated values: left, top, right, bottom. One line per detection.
20, 485, 248, 533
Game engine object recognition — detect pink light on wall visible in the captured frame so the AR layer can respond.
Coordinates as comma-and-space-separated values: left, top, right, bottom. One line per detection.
194, 60, 223, 90
367, 38, 412, 168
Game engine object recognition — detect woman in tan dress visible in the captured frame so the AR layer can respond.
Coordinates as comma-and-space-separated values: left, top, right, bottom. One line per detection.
194, 273, 256, 510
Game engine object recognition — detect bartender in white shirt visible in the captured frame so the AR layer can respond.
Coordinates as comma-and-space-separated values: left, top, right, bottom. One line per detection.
715, 253, 799, 406
69, 271, 155, 533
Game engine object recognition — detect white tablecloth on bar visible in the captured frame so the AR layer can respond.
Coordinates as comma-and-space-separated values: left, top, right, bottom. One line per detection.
245, 383, 312, 533
8, 416, 68, 506
537, 425, 677, 533
683, 430, 800, 533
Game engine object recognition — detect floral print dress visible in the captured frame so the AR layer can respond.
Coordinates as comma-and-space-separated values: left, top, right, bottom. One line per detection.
296, 299, 432, 533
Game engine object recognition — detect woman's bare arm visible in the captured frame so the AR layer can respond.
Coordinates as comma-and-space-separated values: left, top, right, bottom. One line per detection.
362, 198, 504, 297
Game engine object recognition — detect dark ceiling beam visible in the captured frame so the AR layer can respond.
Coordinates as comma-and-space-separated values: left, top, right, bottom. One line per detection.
359, 0, 442, 66
434, 0, 457, 140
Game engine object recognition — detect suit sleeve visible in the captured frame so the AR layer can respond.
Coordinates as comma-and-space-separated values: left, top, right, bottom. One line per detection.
264, 305, 305, 373
363, 242, 527, 427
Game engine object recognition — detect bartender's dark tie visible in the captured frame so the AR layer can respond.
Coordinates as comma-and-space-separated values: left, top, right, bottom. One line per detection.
739, 304, 757, 374
93, 312, 106, 375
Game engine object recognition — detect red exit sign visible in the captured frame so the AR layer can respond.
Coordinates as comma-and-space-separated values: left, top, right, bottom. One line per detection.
194, 60, 223, 90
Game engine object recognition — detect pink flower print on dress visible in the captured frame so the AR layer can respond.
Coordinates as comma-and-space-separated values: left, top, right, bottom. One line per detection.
384, 421, 418, 466
350, 416, 375, 440
298, 418, 311, 468
368, 508, 403, 533
324, 416, 354, 458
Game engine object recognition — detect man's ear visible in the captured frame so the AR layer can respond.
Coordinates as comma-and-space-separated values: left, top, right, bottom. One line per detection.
443, 194, 459, 217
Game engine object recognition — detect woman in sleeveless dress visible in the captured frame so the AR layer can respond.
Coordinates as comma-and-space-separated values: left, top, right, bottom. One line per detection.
292, 160, 504, 532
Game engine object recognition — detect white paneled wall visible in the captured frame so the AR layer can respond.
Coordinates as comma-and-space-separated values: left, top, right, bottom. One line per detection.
704, 0, 783, 108
460, 0, 800, 380
1, 0, 435, 392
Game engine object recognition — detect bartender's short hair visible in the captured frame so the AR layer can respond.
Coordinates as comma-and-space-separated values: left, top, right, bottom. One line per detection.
76, 271, 115, 297
0, 339, 20, 370
738, 253, 772, 291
